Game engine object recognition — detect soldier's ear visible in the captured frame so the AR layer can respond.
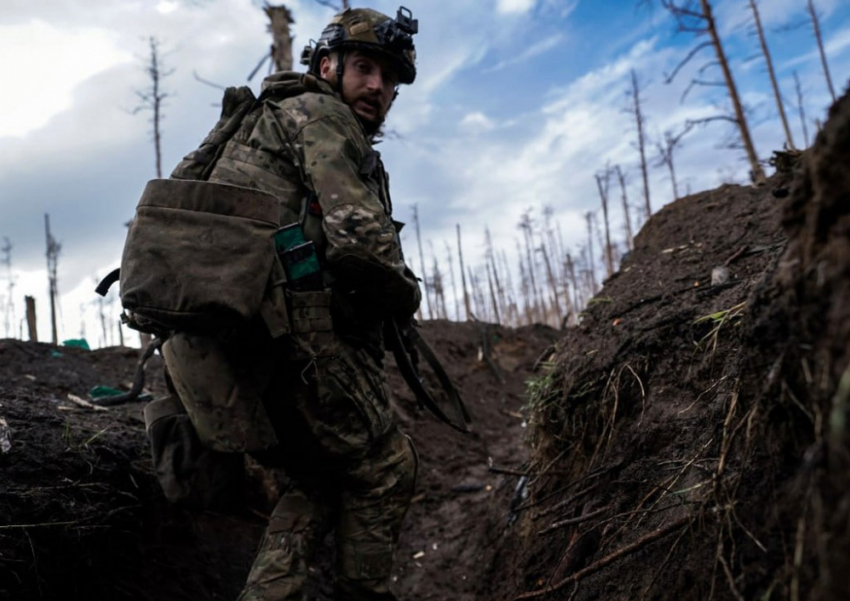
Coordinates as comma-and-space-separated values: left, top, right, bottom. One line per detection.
319, 55, 333, 81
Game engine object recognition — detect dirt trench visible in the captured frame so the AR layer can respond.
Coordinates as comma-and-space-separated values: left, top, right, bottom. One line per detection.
495, 88, 850, 601
0, 321, 556, 601
3, 91, 850, 601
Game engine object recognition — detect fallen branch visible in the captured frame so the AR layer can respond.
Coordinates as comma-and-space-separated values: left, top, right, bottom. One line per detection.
516, 515, 693, 599
538, 506, 609, 535
66, 394, 108, 412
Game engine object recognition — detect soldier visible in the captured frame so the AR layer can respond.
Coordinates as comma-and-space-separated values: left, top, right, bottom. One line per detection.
162, 6, 422, 601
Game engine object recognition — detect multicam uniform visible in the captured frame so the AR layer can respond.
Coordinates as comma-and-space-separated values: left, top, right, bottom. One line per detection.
167, 71, 421, 600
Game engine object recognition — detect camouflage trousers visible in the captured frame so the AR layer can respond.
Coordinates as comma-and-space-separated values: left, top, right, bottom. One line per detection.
239, 342, 417, 601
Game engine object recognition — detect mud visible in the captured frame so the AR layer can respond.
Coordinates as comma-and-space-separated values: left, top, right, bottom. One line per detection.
3, 88, 849, 601
0, 321, 556, 601
497, 89, 850, 601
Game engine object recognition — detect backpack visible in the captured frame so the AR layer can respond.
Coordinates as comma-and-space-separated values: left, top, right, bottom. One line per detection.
113, 86, 291, 339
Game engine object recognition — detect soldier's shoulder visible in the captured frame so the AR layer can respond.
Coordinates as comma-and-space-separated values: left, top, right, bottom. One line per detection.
270, 91, 356, 133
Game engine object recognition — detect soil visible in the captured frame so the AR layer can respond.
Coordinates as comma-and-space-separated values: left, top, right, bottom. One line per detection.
3, 90, 850, 601
490, 89, 850, 601
0, 321, 557, 601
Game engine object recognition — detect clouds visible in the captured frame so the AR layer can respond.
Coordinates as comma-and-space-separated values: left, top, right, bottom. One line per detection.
0, 21, 130, 138
496, 0, 537, 16
1, 0, 848, 342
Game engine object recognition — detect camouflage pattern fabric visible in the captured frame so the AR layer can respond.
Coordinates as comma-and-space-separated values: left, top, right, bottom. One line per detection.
240, 341, 417, 601
166, 70, 421, 600
206, 71, 421, 323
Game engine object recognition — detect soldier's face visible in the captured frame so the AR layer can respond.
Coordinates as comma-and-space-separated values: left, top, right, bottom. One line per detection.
321, 51, 398, 131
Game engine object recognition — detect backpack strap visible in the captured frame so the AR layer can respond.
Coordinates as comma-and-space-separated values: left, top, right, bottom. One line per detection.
170, 86, 261, 182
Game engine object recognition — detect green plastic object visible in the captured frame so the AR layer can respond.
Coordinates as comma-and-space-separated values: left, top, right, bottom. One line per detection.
274, 223, 305, 254
89, 386, 125, 399
63, 338, 91, 350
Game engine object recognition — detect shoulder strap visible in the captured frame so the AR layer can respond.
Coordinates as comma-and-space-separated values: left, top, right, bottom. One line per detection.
170, 86, 260, 182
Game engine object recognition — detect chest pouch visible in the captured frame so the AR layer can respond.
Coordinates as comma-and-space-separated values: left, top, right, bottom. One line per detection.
120, 178, 289, 336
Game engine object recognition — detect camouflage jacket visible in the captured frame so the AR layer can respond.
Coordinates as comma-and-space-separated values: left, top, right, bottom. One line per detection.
204, 72, 421, 346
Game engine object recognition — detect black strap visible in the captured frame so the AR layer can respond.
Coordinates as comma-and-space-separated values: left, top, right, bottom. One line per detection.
408, 326, 471, 425
91, 338, 163, 407
386, 320, 470, 434
95, 268, 121, 297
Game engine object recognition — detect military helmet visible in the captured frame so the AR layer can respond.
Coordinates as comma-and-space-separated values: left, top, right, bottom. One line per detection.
301, 6, 418, 85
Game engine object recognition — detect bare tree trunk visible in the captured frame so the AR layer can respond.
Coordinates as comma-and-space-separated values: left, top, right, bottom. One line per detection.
793, 71, 811, 148
118, 320, 125, 347
631, 70, 652, 219
595, 171, 615, 277
412, 205, 432, 320
444, 241, 460, 320
456, 224, 471, 321
486, 261, 501, 325
566, 253, 579, 314
149, 38, 165, 178
807, 0, 836, 103
428, 241, 447, 320
500, 249, 517, 326
519, 211, 542, 321
265, 4, 295, 72
699, 0, 765, 183
749, 0, 795, 149
44, 214, 59, 345
615, 166, 634, 251
1, 238, 13, 338
25, 296, 37, 342
539, 244, 562, 326
485, 228, 507, 322
584, 212, 598, 293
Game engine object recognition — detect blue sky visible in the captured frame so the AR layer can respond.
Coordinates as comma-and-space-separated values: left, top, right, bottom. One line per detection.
0, 0, 848, 345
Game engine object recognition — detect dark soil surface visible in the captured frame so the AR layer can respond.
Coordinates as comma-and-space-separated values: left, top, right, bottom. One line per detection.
492, 90, 850, 601
4, 90, 849, 601
0, 321, 557, 601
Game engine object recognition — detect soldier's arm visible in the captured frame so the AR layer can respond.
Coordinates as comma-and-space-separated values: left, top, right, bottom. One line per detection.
297, 115, 421, 318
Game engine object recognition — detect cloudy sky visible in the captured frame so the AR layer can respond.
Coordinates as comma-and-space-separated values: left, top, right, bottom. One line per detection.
1, 0, 848, 346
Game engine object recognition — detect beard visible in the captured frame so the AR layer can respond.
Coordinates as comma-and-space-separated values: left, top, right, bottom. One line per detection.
347, 94, 387, 138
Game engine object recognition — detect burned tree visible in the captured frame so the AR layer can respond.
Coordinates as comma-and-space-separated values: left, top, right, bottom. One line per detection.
655, 122, 694, 200
44, 214, 61, 346
660, 0, 766, 183
629, 70, 653, 219
595, 168, 615, 277
264, 4, 295, 72
748, 0, 795, 150
615, 166, 635, 251
793, 71, 811, 148
2, 238, 14, 338
456, 224, 471, 321
584, 212, 598, 294
807, 0, 836, 103
412, 205, 432, 320
133, 37, 173, 179
518, 210, 543, 322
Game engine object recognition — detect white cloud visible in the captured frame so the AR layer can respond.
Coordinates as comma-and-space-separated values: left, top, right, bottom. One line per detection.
485, 33, 564, 72
156, 1, 180, 15
0, 20, 130, 138
460, 112, 496, 133
497, 0, 537, 16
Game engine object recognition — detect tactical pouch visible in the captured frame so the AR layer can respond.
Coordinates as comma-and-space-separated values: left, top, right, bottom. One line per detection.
285, 289, 336, 360
120, 179, 287, 335
144, 394, 245, 510
161, 332, 280, 453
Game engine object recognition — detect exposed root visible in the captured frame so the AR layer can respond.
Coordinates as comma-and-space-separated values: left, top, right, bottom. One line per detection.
514, 516, 693, 600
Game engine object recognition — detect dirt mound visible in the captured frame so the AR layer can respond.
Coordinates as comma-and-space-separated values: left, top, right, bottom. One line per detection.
0, 321, 556, 600
498, 92, 850, 600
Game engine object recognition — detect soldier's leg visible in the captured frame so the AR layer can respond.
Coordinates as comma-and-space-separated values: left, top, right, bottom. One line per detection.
335, 429, 417, 601
236, 487, 329, 601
